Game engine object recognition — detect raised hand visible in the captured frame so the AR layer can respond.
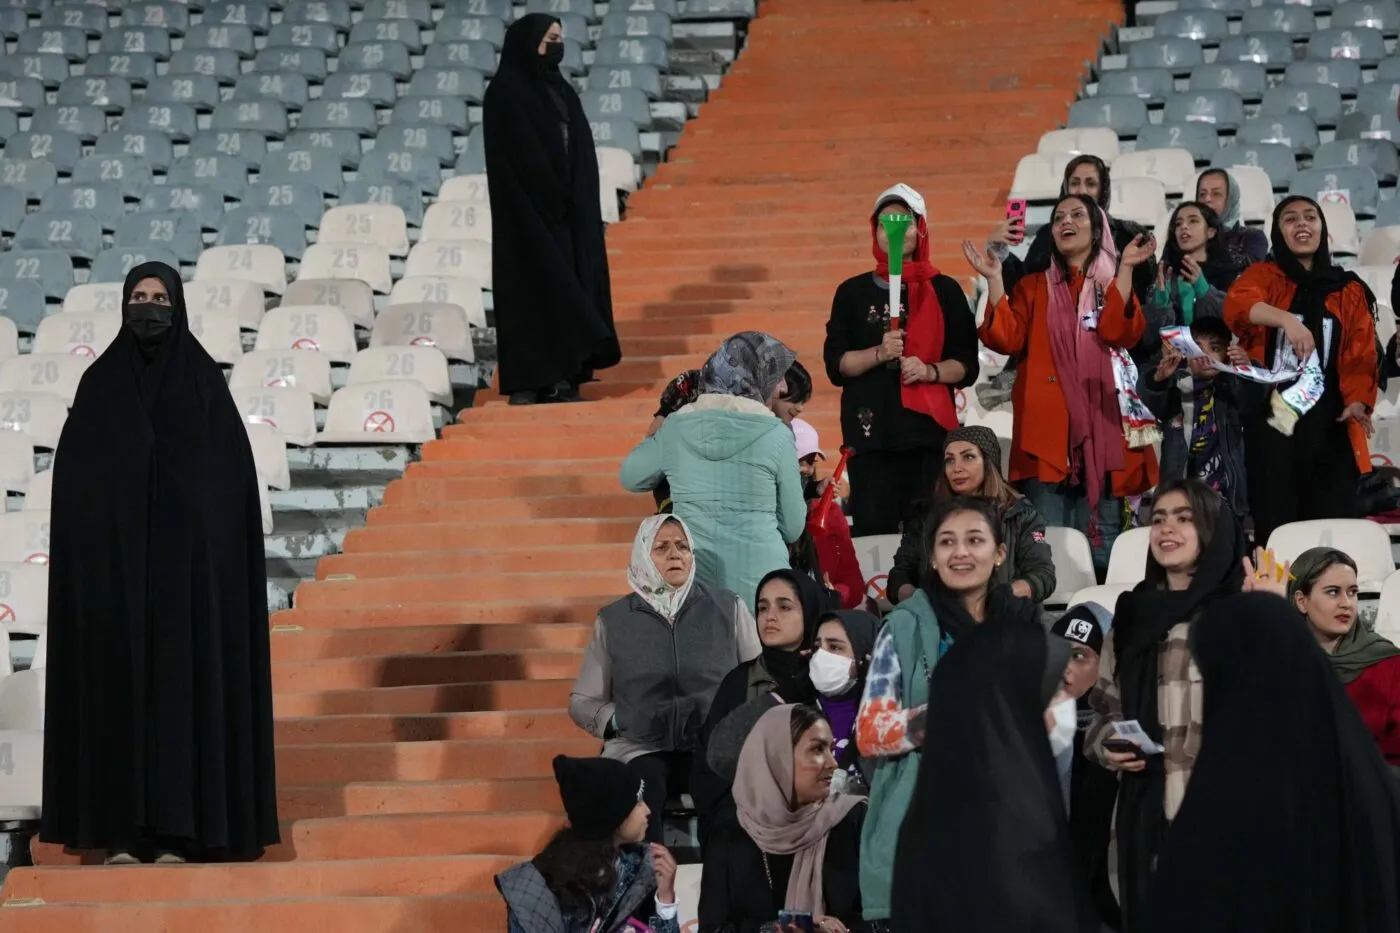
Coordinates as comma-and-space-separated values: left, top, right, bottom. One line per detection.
962, 239, 1002, 279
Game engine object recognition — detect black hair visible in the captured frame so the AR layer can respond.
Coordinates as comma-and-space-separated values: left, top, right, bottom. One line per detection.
781, 359, 812, 405
926, 495, 1006, 549
1161, 200, 1230, 276
788, 529, 825, 583
1190, 316, 1233, 350
1062, 154, 1112, 211
533, 829, 622, 915
789, 703, 829, 747
1049, 193, 1107, 280
1144, 478, 1225, 589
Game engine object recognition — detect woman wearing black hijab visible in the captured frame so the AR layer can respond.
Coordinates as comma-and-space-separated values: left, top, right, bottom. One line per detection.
40, 262, 278, 864
484, 14, 620, 406
891, 616, 1098, 933
1223, 195, 1379, 542
1143, 593, 1400, 933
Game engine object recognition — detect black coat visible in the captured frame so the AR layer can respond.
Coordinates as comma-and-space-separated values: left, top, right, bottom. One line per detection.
483, 13, 620, 394
39, 262, 278, 859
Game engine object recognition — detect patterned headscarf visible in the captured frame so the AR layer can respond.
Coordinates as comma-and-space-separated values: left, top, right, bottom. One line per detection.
699, 331, 797, 403
1196, 168, 1242, 229
627, 514, 696, 622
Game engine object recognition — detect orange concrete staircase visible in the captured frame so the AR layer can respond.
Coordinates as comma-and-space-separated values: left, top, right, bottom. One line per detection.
0, 1, 1118, 929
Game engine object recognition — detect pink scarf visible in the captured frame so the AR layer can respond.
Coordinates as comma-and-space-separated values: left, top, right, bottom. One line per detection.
1045, 222, 1126, 528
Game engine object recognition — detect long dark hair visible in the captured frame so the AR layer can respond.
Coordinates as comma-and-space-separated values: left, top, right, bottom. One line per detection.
781, 359, 812, 405
931, 445, 1018, 510
1143, 478, 1225, 590
532, 828, 623, 915
1049, 193, 1107, 280
1161, 200, 1230, 276
788, 529, 825, 583
1062, 153, 1112, 211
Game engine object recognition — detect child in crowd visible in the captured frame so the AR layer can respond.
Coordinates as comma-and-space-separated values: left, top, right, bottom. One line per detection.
794, 418, 866, 609
1138, 317, 1262, 519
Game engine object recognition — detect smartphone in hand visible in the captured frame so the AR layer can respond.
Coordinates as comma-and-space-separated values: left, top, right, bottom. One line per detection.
1005, 198, 1028, 244
778, 911, 815, 933
1102, 738, 1146, 760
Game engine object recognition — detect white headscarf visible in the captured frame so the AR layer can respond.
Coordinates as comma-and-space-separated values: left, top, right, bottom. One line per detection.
627, 514, 696, 622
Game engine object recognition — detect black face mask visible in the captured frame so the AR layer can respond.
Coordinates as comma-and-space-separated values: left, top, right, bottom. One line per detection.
540, 41, 564, 66
124, 301, 173, 345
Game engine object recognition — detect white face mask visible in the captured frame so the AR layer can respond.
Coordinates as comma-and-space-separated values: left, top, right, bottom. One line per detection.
809, 648, 856, 697
1047, 697, 1078, 758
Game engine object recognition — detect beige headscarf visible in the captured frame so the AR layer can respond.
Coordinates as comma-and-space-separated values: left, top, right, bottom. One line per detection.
733, 704, 864, 914
627, 514, 696, 622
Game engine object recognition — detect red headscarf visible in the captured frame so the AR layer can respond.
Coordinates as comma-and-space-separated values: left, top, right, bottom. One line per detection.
871, 210, 958, 431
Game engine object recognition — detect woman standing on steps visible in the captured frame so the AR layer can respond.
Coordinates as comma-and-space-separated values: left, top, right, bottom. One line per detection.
485, 13, 619, 405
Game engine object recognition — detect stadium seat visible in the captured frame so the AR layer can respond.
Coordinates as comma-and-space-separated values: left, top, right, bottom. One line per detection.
370, 303, 474, 363
358, 146, 443, 195
298, 99, 378, 138
1308, 27, 1386, 64
1106, 527, 1151, 585
321, 205, 410, 257
243, 181, 326, 230
89, 247, 182, 286
1353, 81, 1399, 119
254, 305, 357, 363
434, 16, 507, 49
1374, 198, 1400, 228
438, 175, 492, 204
1362, 224, 1400, 264
351, 19, 424, 54
593, 36, 669, 70
217, 208, 308, 262
265, 22, 340, 55
197, 246, 287, 299
32, 311, 117, 359
58, 76, 134, 114
20, 468, 48, 511
283, 128, 361, 170
1127, 36, 1206, 74
389, 276, 487, 329
1111, 177, 1169, 226
230, 385, 318, 446
0, 76, 45, 116
261, 146, 345, 196
1268, 520, 1395, 592
283, 278, 376, 330
0, 432, 31, 495
0, 392, 65, 449
246, 421, 291, 491
587, 65, 664, 101
1013, 155, 1071, 199
1336, 110, 1400, 143
0, 561, 47, 635
1211, 142, 1296, 187
146, 73, 222, 111
0, 353, 91, 405
211, 100, 289, 140
186, 305, 245, 365
347, 346, 453, 407
205, 0, 274, 35
94, 131, 175, 173
405, 67, 487, 104
101, 27, 173, 61
5, 131, 82, 174
1065, 583, 1134, 613
0, 189, 26, 240
1316, 140, 1397, 188
169, 153, 252, 202
62, 283, 123, 316
404, 240, 492, 288
456, 126, 486, 175
318, 379, 436, 444
0, 319, 18, 362
298, 244, 393, 294
597, 148, 641, 194
0, 157, 56, 202
115, 212, 207, 266
1322, 199, 1362, 253
375, 123, 457, 169
0, 511, 48, 564
1260, 84, 1344, 127
71, 154, 153, 202
1218, 164, 1276, 224
231, 350, 335, 405
1284, 59, 1362, 94
252, 47, 329, 82
421, 201, 492, 244
1290, 165, 1381, 217
1243, 5, 1317, 34
1112, 148, 1197, 196
168, 49, 246, 85
0, 55, 68, 91
1188, 62, 1268, 99
1216, 32, 1295, 68
30, 105, 105, 145
125, 1, 191, 33
125, 102, 199, 141
394, 94, 473, 135
1042, 526, 1098, 610
186, 278, 267, 331
340, 40, 415, 79
1238, 114, 1321, 155
1376, 570, 1400, 639
1164, 90, 1245, 131
322, 70, 398, 109
17, 26, 87, 62
88, 52, 160, 87
587, 119, 644, 158
0, 251, 71, 301
41, 4, 106, 35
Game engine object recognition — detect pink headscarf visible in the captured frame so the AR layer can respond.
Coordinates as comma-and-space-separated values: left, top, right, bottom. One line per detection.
1045, 204, 1126, 528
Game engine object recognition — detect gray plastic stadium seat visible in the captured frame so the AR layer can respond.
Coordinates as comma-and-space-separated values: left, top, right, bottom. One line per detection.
17, 26, 88, 62
1188, 63, 1268, 99
168, 49, 244, 85
181, 23, 257, 58
376, 124, 455, 167
322, 71, 398, 108
283, 128, 362, 169
587, 65, 664, 101
94, 131, 175, 172
124, 2, 192, 34
390, 95, 470, 134
243, 182, 327, 230
146, 74, 221, 110
358, 145, 441, 194
188, 129, 269, 169
211, 100, 289, 139
1067, 95, 1149, 135
1377, 56, 1400, 81
1216, 33, 1295, 68
339, 40, 414, 79
0, 54, 70, 90
455, 128, 486, 175
252, 47, 330, 82
434, 16, 507, 48
31, 106, 106, 143
17, 212, 102, 260
1260, 84, 1343, 126
1291, 165, 1380, 216
1313, 138, 1400, 183
341, 178, 424, 227
1154, 9, 1230, 40
58, 76, 134, 114
616, 0, 680, 12
285, 0, 353, 29
0, 187, 26, 235
0, 157, 55, 202
349, 19, 424, 53
261, 147, 344, 196
363, 0, 434, 25
1127, 36, 1205, 73
1377, 198, 1400, 226
72, 154, 155, 200
169, 153, 252, 201
41, 184, 125, 230
40, 5, 105, 35
0, 251, 73, 300
0, 111, 16, 142
527, 0, 596, 17
0, 77, 46, 114
583, 88, 653, 130
139, 184, 226, 231
204, 1, 274, 35
114, 212, 206, 265
299, 99, 377, 137
100, 28, 174, 61
1238, 114, 1321, 155
87, 53, 160, 87
422, 40, 497, 75
217, 207, 308, 260
0, 280, 49, 336
405, 68, 486, 103
1332, 1, 1400, 32
233, 72, 310, 110
124, 102, 198, 140
557, 12, 590, 43
265, 23, 339, 54
593, 36, 669, 70
442, 0, 512, 18
1212, 142, 1297, 186
587, 119, 643, 158
5, 131, 80, 174
1337, 110, 1400, 141
1099, 68, 1175, 103
1242, 5, 1316, 33
90, 248, 181, 286
0, 9, 27, 42
1308, 28, 1386, 64
1356, 81, 1400, 117
1283, 60, 1362, 94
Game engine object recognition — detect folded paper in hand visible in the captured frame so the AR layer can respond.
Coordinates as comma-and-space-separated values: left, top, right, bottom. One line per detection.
1112, 719, 1167, 755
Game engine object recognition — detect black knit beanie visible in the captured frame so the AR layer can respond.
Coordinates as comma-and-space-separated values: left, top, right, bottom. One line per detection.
551, 755, 643, 840
943, 425, 1003, 473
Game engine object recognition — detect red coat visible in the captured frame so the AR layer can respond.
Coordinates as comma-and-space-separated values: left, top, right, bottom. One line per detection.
1344, 655, 1400, 765
808, 498, 866, 610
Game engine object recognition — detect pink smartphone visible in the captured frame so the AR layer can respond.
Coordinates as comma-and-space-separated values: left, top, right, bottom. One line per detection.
1006, 198, 1028, 243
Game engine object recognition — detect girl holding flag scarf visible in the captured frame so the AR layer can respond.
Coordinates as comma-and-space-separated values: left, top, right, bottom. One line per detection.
1222, 195, 1378, 543
823, 184, 981, 536
964, 193, 1159, 574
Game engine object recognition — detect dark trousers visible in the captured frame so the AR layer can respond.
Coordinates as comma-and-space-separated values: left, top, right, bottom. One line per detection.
848, 447, 941, 537
1245, 419, 1358, 545
629, 751, 692, 844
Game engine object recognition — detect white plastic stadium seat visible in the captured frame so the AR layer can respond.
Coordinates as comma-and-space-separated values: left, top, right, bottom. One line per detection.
1106, 526, 1152, 585
1322, 200, 1361, 255
320, 204, 410, 257
254, 305, 358, 364
0, 393, 68, 450
229, 349, 334, 405
186, 305, 244, 364
318, 379, 436, 444
185, 277, 267, 331
245, 420, 290, 490
22, 468, 50, 511
1038, 127, 1121, 161
1009, 152, 1072, 201
282, 278, 376, 331
0, 354, 92, 407
0, 433, 32, 494
1372, 418, 1400, 469
0, 511, 49, 564
1360, 226, 1400, 266
195, 244, 288, 295
1113, 148, 1197, 197
1266, 519, 1395, 593
62, 281, 123, 315
347, 346, 453, 407
390, 275, 486, 329
0, 318, 18, 364
370, 303, 474, 362
229, 385, 318, 447
600, 187, 620, 224
1043, 526, 1098, 609
0, 658, 46, 820
32, 311, 119, 358
405, 240, 492, 288
421, 201, 492, 244
852, 533, 902, 604
0, 561, 48, 634
1066, 583, 1132, 614
297, 243, 393, 294
1376, 570, 1400, 641
596, 147, 640, 192
1112, 177, 1169, 227
438, 173, 491, 203
1225, 165, 1275, 226
258, 479, 273, 535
